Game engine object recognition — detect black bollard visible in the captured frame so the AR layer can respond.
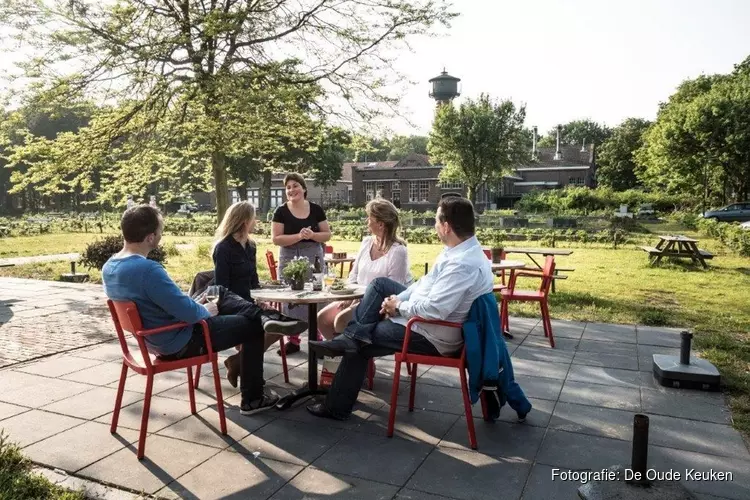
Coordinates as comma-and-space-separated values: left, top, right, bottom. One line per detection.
628, 414, 651, 487
680, 331, 692, 365
70, 261, 76, 274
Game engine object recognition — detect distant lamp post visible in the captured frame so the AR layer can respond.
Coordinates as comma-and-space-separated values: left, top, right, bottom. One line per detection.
429, 69, 461, 108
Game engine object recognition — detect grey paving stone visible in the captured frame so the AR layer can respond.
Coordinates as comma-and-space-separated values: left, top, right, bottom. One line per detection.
549, 402, 636, 441
529, 320, 585, 339
559, 380, 641, 411
648, 413, 750, 460
78, 434, 220, 495
96, 395, 207, 433
276, 396, 379, 432
61, 361, 128, 386
637, 325, 685, 347
72, 342, 124, 362
506, 316, 541, 334
106, 368, 190, 395
416, 365, 462, 389
396, 381, 467, 415
520, 463, 584, 500
512, 358, 570, 380
360, 405, 459, 445
406, 446, 532, 500
514, 375, 564, 401
0, 401, 29, 421
640, 387, 731, 424
157, 404, 274, 449
1, 409, 84, 449
396, 488, 461, 500
23, 421, 139, 473
0, 371, 93, 408
15, 355, 104, 378
313, 432, 433, 486
156, 378, 241, 407
270, 467, 400, 500
521, 335, 580, 351
513, 345, 576, 364
572, 351, 639, 371
650, 445, 750, 500
637, 346, 681, 371
496, 398, 555, 428
535, 429, 631, 470
566, 364, 641, 389
159, 451, 302, 500
42, 386, 143, 420
440, 417, 546, 461
576, 339, 638, 356
233, 419, 345, 466
582, 323, 637, 344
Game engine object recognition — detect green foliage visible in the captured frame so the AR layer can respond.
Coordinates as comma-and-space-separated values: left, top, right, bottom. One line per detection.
162, 241, 180, 257
537, 119, 611, 148
596, 118, 651, 191
516, 187, 696, 215
80, 235, 167, 270
429, 94, 527, 203
0, 431, 85, 499
386, 135, 429, 160
196, 242, 212, 259
674, 215, 750, 257
281, 256, 312, 281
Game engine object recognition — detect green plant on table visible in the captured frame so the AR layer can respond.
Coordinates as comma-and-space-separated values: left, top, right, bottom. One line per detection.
281, 256, 312, 283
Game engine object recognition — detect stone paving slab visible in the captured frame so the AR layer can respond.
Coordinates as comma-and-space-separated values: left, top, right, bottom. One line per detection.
1, 279, 749, 500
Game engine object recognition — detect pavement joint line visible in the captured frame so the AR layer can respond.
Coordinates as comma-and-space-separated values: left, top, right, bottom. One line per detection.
31, 464, 157, 500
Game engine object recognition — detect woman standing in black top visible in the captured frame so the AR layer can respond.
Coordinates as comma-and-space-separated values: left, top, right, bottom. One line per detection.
272, 173, 332, 354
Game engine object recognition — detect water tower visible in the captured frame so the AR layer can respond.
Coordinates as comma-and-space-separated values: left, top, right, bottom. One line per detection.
429, 69, 461, 107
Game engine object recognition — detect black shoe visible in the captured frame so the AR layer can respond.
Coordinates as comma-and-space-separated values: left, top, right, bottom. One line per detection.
240, 388, 280, 415
306, 403, 349, 421
260, 310, 309, 336
309, 335, 359, 358
517, 409, 530, 423
277, 342, 301, 356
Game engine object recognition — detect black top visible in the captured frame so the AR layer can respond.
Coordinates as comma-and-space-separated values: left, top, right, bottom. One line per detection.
212, 236, 260, 301
272, 202, 327, 241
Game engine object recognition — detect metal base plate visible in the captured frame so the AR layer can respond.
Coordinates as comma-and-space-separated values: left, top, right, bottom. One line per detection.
652, 355, 720, 391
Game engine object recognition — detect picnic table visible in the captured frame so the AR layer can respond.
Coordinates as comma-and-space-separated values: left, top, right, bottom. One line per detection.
502, 247, 574, 293
640, 235, 713, 269
325, 255, 355, 278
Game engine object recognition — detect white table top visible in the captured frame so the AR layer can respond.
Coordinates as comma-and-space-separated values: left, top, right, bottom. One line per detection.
252, 283, 367, 304
490, 260, 526, 271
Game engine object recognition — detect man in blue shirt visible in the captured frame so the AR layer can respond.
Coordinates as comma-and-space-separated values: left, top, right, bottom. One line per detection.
307, 197, 506, 420
103, 205, 307, 415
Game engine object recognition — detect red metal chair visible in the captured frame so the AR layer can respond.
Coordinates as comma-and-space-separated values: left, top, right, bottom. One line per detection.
483, 249, 508, 292
387, 317, 488, 450
107, 300, 226, 460
499, 255, 556, 348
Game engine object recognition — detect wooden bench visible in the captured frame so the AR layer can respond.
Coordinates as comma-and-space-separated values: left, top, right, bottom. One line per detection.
640, 246, 662, 255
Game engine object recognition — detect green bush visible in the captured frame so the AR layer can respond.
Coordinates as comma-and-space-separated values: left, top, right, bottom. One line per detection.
516, 187, 697, 215
196, 242, 212, 258
80, 235, 167, 270
162, 241, 180, 257
693, 218, 750, 257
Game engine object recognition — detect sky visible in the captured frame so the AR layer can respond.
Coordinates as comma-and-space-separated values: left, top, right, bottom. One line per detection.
382, 0, 750, 137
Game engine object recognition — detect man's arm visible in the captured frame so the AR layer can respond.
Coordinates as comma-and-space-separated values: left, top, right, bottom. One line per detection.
144, 263, 211, 324
398, 262, 477, 321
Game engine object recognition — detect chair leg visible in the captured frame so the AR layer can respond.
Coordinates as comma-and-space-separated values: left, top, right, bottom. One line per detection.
501, 299, 510, 334
366, 359, 375, 390
279, 337, 290, 384
211, 354, 227, 435
137, 375, 154, 460
186, 367, 197, 414
459, 366, 478, 450
408, 363, 418, 412
110, 363, 129, 433
387, 360, 403, 438
541, 300, 555, 348
193, 364, 202, 389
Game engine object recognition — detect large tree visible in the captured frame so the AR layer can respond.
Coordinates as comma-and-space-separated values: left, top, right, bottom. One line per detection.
0, 0, 455, 220
596, 118, 651, 191
538, 119, 611, 148
428, 94, 527, 204
386, 135, 429, 160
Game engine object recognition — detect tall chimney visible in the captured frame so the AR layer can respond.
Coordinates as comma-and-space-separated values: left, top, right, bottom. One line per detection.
531, 126, 538, 160
581, 137, 587, 153
554, 124, 563, 160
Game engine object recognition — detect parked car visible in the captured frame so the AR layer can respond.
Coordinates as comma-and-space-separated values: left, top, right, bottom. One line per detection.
702, 202, 750, 222
740, 221, 750, 230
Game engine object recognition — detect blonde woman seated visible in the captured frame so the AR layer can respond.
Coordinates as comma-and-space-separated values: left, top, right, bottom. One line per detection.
317, 199, 412, 339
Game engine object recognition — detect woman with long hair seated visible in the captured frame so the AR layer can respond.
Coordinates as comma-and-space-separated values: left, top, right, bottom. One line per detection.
317, 198, 412, 339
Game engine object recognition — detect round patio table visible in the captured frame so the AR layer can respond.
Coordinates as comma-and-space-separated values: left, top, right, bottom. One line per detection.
252, 283, 366, 410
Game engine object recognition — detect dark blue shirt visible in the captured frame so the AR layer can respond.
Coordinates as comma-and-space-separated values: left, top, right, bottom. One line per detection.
212, 236, 260, 301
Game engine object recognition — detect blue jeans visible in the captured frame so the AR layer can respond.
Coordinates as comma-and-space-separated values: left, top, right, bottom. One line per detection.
326, 278, 440, 417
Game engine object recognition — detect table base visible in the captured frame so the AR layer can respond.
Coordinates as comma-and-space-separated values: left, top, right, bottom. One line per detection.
275, 383, 329, 410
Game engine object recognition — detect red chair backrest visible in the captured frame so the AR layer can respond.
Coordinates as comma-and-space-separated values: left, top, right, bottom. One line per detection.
324, 245, 334, 254
540, 255, 556, 294
266, 250, 278, 280
107, 299, 153, 368
482, 249, 491, 259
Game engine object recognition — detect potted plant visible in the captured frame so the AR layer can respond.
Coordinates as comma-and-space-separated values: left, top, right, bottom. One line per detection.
489, 233, 505, 263
282, 256, 312, 291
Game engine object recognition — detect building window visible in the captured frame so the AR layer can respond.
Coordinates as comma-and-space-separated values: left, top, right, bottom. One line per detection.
391, 181, 401, 204
270, 188, 283, 208
364, 181, 375, 201
568, 177, 585, 186
231, 189, 240, 204
439, 181, 464, 189
409, 180, 430, 202
247, 189, 259, 207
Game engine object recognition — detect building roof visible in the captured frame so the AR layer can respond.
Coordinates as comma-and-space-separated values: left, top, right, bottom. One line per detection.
517, 145, 594, 169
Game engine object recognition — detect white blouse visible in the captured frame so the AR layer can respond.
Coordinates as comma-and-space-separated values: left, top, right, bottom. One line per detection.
346, 237, 412, 286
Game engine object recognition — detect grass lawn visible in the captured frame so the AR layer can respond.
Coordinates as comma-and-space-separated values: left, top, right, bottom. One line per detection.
0, 232, 749, 438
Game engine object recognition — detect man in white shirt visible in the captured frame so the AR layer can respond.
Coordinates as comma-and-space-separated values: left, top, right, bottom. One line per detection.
308, 197, 494, 420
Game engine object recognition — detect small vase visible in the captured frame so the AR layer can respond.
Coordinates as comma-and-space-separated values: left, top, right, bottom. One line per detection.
491, 247, 505, 263
289, 277, 305, 291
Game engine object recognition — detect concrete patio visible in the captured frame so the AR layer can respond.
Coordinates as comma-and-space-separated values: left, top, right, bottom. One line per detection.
0, 278, 749, 499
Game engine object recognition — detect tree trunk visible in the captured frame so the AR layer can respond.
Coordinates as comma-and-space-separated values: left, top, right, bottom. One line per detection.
212, 150, 229, 223
467, 184, 478, 205
260, 170, 272, 214
238, 181, 248, 201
